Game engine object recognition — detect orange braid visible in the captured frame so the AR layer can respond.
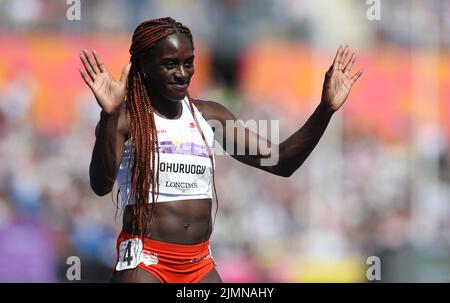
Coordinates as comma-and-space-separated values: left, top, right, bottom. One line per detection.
125, 18, 217, 239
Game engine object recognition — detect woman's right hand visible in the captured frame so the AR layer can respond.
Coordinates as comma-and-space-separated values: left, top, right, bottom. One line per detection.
79, 49, 131, 114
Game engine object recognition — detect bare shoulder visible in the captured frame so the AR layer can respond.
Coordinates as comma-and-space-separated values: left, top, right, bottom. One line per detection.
192, 98, 236, 122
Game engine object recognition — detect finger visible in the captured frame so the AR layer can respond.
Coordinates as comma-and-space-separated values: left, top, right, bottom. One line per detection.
349, 68, 363, 86
82, 49, 101, 75
79, 51, 96, 81
338, 45, 349, 71
343, 53, 356, 76
79, 69, 93, 89
93, 50, 108, 73
120, 62, 132, 85
332, 45, 343, 69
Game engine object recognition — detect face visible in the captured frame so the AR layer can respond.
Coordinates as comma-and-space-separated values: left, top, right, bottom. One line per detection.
140, 33, 195, 102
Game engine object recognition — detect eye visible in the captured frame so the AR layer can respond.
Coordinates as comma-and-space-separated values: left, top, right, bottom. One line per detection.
185, 59, 194, 68
163, 61, 176, 69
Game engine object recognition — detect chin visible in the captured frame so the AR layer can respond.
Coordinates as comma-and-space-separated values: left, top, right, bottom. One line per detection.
167, 92, 187, 102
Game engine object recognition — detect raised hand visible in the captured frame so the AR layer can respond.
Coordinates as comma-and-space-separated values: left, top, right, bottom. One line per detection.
79, 49, 131, 114
321, 45, 363, 112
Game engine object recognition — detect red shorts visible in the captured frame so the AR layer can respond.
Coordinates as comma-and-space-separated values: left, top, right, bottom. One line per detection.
114, 231, 216, 283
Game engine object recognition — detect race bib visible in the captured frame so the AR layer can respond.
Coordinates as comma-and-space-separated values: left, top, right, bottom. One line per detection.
115, 238, 143, 271
157, 154, 212, 195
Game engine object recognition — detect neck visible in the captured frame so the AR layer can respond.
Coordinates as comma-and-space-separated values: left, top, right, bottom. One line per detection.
147, 90, 183, 120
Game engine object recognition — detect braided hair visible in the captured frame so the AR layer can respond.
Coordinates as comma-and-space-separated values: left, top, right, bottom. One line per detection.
126, 17, 218, 237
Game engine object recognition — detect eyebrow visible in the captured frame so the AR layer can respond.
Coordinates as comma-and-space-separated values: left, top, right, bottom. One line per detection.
160, 55, 195, 62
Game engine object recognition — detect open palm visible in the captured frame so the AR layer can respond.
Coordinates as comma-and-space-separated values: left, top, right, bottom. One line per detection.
79, 49, 131, 114
321, 46, 363, 112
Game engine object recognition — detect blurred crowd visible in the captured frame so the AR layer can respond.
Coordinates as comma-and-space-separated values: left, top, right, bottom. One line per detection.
1, 0, 450, 47
0, 0, 450, 282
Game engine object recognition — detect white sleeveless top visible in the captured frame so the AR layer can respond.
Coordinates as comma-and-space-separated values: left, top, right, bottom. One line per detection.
116, 97, 215, 204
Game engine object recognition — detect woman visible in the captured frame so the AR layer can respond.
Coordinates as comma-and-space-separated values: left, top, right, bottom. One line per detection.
79, 17, 362, 283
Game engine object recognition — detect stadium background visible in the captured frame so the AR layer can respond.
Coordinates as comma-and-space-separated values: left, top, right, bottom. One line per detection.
0, 0, 449, 282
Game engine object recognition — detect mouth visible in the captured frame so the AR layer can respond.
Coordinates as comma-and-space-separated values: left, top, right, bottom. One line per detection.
169, 83, 188, 90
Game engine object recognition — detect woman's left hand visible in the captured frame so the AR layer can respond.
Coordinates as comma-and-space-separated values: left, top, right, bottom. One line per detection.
321, 45, 363, 113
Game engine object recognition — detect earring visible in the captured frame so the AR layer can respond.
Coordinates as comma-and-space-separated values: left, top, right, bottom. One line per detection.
142, 71, 148, 79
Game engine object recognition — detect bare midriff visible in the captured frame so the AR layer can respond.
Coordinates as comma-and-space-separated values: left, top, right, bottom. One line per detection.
122, 198, 213, 245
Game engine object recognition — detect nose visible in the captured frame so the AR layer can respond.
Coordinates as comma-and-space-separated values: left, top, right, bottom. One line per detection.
174, 65, 188, 82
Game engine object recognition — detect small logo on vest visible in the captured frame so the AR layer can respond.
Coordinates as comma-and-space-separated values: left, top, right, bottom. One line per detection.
141, 250, 158, 266
165, 181, 199, 192
189, 122, 195, 128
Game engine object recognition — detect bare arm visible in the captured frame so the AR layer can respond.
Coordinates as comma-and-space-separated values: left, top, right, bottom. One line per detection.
197, 46, 363, 177
89, 106, 128, 195
275, 46, 363, 176
273, 102, 333, 176
79, 49, 131, 195
195, 99, 320, 177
